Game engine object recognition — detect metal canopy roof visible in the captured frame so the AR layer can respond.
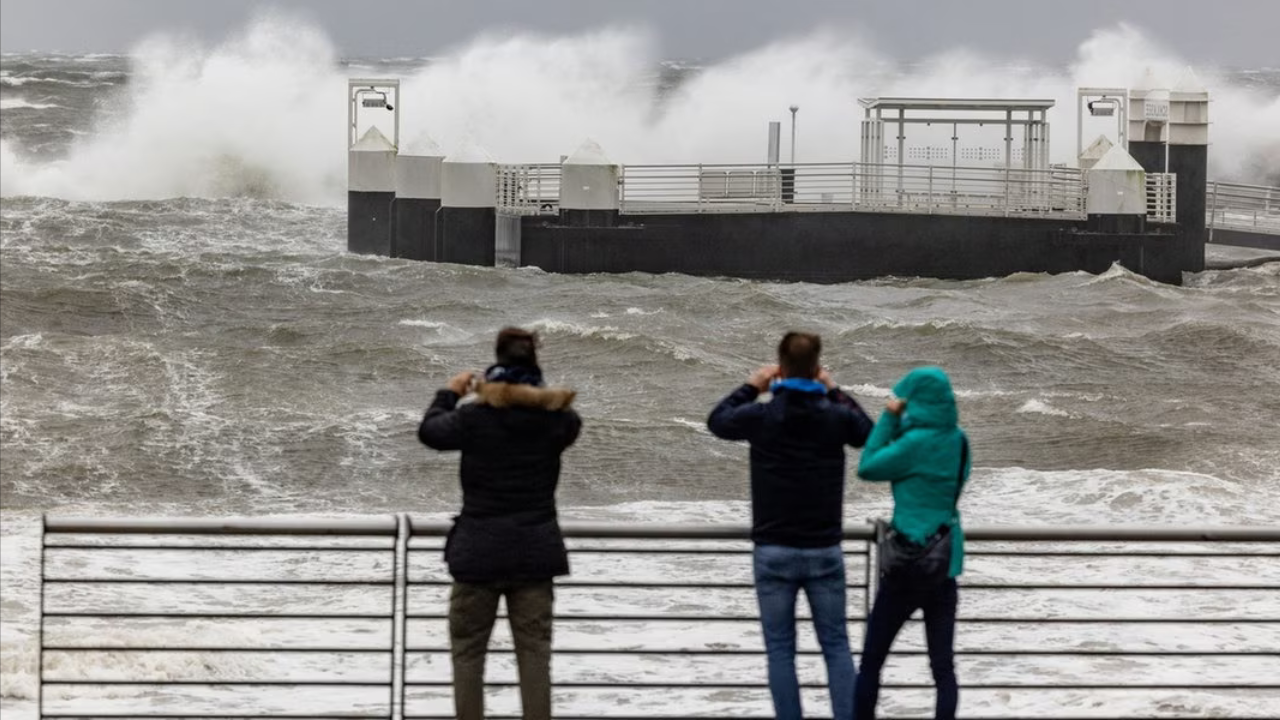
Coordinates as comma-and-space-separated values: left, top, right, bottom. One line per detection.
858, 97, 1056, 111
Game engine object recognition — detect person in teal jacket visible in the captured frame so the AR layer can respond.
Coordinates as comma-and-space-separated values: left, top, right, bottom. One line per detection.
854, 366, 970, 720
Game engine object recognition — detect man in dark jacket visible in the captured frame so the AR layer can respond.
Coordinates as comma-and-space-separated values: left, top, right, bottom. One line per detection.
419, 327, 581, 720
707, 331, 872, 720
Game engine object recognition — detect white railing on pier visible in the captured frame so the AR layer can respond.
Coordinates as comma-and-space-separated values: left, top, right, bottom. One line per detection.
618, 162, 1088, 219
1208, 181, 1280, 236
495, 163, 561, 215
1146, 173, 1177, 223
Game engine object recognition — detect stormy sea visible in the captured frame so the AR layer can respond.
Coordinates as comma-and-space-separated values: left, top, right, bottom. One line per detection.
2, 16, 1278, 718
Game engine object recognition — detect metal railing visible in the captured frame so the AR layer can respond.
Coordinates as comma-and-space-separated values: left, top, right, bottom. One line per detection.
1146, 172, 1177, 223
39, 517, 1280, 719
618, 162, 1088, 219
1208, 181, 1280, 236
496, 164, 562, 215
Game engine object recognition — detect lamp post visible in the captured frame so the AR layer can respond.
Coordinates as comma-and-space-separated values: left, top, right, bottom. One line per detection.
789, 105, 799, 164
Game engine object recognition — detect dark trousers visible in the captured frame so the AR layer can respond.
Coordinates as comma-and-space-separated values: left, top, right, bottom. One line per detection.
449, 580, 554, 720
854, 576, 958, 720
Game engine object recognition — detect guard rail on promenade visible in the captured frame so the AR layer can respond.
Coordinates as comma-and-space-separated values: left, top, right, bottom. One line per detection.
37, 517, 1280, 719
1208, 181, 1280, 236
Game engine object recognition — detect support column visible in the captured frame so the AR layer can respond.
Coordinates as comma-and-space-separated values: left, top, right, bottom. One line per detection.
559, 139, 620, 228
440, 143, 497, 267
347, 127, 397, 256
392, 138, 444, 261
1168, 70, 1209, 271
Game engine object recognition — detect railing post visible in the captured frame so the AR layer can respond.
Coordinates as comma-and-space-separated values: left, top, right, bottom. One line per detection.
1004, 165, 1011, 216
863, 532, 874, 621
618, 165, 626, 213
392, 512, 410, 720
37, 513, 46, 720
697, 164, 704, 213
928, 165, 934, 214
1208, 181, 1219, 241
851, 163, 858, 211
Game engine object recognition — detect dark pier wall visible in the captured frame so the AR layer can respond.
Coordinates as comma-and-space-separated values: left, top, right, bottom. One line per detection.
521, 212, 1187, 284
1211, 227, 1280, 252
439, 208, 496, 266
391, 199, 441, 261
1169, 144, 1209, 272
347, 191, 396, 256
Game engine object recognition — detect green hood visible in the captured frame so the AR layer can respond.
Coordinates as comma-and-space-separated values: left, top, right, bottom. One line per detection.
893, 366, 958, 430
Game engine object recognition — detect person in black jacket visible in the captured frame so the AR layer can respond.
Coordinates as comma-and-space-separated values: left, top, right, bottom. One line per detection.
707, 331, 873, 720
418, 327, 581, 720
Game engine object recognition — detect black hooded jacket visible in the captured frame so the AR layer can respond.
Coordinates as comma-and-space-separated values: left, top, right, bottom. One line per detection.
419, 380, 581, 583
708, 384, 873, 548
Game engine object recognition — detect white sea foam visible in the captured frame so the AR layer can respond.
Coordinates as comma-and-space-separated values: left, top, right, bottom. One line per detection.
0, 98, 61, 110
1016, 398, 1074, 417
1, 16, 1275, 203
527, 319, 637, 341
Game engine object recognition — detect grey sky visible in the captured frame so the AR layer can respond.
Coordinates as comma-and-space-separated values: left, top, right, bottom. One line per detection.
2, 0, 1278, 67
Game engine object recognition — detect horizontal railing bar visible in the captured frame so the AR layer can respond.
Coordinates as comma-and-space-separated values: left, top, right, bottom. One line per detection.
965, 550, 1280, 557
43, 647, 391, 652
404, 581, 783, 589
43, 544, 394, 552
40, 646, 1277, 657
43, 516, 398, 535
42, 578, 393, 585
958, 583, 1280, 590
406, 547, 864, 556
42, 613, 392, 619
38, 716, 387, 719
397, 580, 1276, 591
400, 681, 1279, 690
42, 680, 391, 686
401, 647, 1280, 657
402, 520, 1280, 542
404, 712, 1271, 720
401, 614, 1278, 623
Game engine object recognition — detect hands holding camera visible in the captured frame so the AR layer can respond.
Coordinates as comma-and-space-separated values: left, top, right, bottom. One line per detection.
447, 370, 478, 396
746, 365, 837, 392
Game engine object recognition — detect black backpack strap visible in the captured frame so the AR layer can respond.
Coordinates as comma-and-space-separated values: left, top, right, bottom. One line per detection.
953, 436, 969, 507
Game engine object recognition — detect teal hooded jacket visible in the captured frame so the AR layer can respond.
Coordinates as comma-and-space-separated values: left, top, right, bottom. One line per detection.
857, 366, 971, 578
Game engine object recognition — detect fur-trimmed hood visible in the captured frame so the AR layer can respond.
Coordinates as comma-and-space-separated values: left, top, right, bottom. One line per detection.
475, 381, 576, 411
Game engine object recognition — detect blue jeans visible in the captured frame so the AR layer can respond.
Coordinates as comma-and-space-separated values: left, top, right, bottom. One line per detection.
753, 543, 855, 720
855, 575, 959, 719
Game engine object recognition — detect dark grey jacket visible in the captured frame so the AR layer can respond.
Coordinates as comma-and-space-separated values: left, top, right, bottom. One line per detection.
419, 381, 581, 583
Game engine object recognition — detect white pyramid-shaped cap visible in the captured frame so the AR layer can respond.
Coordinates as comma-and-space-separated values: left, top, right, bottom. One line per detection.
352, 125, 395, 152
1091, 143, 1144, 172
1133, 67, 1165, 92
1080, 134, 1115, 161
445, 136, 495, 164
400, 133, 444, 157
563, 138, 614, 166
1174, 66, 1207, 93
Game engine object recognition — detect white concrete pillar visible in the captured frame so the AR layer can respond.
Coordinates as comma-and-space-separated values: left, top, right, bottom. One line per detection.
560, 139, 620, 227
347, 126, 397, 255
1086, 144, 1147, 233
392, 136, 444, 261
440, 141, 497, 265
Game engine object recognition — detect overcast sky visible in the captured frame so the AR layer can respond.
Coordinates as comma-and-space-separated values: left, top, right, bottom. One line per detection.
2, 0, 1278, 66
